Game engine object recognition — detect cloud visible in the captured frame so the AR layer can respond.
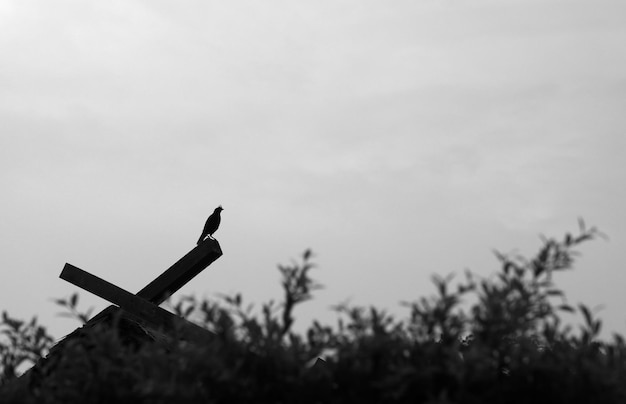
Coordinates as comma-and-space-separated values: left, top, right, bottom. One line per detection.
1, 0, 626, 339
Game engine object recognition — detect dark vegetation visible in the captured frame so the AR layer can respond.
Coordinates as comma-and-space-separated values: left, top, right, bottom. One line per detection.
1, 220, 625, 403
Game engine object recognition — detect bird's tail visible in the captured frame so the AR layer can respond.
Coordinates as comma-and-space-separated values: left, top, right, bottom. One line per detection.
197, 235, 204, 245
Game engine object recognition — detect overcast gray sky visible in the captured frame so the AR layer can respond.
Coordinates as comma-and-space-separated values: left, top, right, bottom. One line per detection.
2, 0, 625, 340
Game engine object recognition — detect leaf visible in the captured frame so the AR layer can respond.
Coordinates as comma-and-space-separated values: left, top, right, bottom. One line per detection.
593, 320, 602, 336
574, 234, 591, 244
579, 304, 593, 327
493, 249, 506, 262
70, 293, 78, 308
533, 262, 545, 278
578, 217, 586, 232
558, 304, 575, 313
53, 298, 67, 307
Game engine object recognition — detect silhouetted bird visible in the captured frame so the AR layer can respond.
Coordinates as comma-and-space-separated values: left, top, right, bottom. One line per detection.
197, 206, 223, 244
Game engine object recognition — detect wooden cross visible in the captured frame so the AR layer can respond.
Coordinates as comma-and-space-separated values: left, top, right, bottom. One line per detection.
59, 238, 222, 345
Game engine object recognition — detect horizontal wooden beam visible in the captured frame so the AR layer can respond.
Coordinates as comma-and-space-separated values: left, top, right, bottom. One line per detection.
60, 263, 213, 345
137, 238, 222, 305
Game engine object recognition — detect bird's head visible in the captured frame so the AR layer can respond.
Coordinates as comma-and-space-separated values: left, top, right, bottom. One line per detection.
215, 206, 224, 212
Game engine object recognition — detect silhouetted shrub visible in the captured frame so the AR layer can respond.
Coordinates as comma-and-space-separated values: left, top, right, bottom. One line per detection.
1, 221, 625, 403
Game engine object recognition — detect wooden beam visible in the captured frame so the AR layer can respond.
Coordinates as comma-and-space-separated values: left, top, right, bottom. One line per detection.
137, 238, 222, 305
60, 263, 213, 345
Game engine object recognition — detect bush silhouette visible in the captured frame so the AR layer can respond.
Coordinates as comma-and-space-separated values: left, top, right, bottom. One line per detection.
1, 221, 625, 403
